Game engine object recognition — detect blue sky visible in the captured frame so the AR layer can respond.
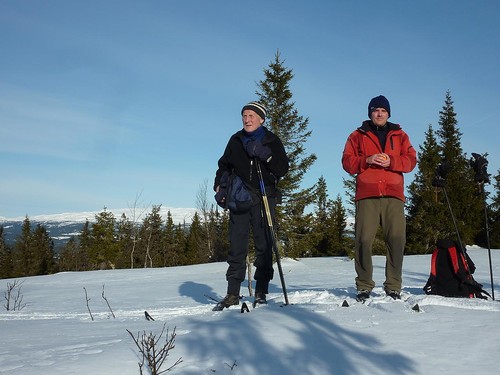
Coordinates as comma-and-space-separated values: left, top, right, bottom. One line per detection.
1, 0, 499, 218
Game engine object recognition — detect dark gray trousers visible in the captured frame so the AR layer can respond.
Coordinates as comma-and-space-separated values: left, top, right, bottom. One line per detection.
226, 198, 275, 295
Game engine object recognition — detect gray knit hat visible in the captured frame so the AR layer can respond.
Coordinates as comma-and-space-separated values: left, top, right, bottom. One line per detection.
241, 101, 267, 121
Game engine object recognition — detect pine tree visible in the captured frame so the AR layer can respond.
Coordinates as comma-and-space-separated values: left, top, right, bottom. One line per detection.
435, 91, 483, 244
256, 50, 317, 256
406, 125, 443, 253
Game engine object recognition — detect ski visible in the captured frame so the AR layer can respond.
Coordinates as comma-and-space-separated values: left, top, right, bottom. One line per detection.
341, 294, 420, 312
206, 294, 248, 312
206, 294, 270, 313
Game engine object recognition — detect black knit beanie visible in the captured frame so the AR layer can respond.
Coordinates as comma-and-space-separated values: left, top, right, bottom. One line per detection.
368, 95, 391, 118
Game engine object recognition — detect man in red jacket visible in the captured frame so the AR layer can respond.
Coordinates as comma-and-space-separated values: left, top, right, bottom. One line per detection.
342, 95, 417, 301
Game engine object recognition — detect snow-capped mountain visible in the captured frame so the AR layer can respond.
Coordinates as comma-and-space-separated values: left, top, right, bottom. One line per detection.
0, 207, 198, 247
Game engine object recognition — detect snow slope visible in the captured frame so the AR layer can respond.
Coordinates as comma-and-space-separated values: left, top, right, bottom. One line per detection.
1, 247, 499, 374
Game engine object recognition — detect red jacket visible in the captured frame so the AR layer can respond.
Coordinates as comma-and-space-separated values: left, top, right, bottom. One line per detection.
342, 121, 417, 202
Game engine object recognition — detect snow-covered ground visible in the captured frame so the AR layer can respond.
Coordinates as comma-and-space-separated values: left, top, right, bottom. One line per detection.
1, 246, 499, 374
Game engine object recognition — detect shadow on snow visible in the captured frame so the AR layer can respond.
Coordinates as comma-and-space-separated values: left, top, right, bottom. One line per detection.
177, 281, 417, 375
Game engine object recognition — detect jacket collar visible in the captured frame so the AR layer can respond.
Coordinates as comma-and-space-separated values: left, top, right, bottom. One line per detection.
359, 120, 401, 133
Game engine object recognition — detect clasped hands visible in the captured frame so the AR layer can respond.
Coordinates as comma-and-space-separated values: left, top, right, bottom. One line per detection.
366, 153, 390, 168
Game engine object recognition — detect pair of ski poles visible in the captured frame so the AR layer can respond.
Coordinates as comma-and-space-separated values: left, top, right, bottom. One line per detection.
254, 158, 289, 306
436, 169, 495, 300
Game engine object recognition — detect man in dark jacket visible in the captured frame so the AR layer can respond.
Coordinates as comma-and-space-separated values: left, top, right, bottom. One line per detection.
213, 101, 289, 310
342, 95, 417, 302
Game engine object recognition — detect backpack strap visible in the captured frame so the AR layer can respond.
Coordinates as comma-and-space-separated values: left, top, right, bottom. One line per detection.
450, 243, 491, 299
423, 248, 439, 294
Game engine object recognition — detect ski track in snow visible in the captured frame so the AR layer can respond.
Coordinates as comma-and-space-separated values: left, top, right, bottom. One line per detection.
5, 288, 497, 323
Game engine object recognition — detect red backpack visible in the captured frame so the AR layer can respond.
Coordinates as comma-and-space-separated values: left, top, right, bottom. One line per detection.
423, 239, 490, 299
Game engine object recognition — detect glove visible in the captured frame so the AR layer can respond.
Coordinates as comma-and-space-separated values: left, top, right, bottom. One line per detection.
246, 140, 272, 162
215, 188, 227, 208
470, 153, 490, 184
214, 171, 230, 208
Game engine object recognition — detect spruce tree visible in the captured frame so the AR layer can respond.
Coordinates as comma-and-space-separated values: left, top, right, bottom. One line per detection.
173, 222, 187, 265
211, 208, 230, 262
58, 237, 79, 271
329, 194, 350, 257
0, 227, 13, 279
13, 217, 32, 276
185, 212, 205, 265
406, 125, 443, 253
256, 50, 317, 256
78, 220, 92, 271
31, 224, 55, 275
138, 205, 164, 268
435, 91, 482, 244
89, 208, 118, 269
311, 176, 331, 257
488, 170, 500, 248
163, 211, 180, 266
116, 213, 134, 269
310, 177, 350, 257
342, 175, 356, 217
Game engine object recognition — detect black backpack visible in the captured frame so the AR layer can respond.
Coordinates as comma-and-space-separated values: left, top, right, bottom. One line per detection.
423, 239, 490, 299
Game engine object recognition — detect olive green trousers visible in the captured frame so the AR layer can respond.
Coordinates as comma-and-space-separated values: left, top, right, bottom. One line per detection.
354, 197, 406, 292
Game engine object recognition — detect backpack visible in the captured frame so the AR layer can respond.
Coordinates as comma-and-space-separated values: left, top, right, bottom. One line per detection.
225, 174, 258, 213
423, 239, 490, 299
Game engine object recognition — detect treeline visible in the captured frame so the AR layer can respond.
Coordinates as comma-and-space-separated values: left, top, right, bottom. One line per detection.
1, 53, 500, 280
0, 194, 352, 279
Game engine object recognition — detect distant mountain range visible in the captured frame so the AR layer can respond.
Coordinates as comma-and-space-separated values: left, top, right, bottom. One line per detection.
0, 207, 198, 248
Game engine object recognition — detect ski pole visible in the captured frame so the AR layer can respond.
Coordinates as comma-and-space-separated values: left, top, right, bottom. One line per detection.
479, 182, 495, 300
254, 159, 289, 305
470, 153, 495, 299
442, 186, 464, 251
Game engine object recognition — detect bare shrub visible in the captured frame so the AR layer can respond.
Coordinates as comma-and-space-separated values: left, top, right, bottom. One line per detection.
3, 280, 26, 311
83, 287, 94, 321
101, 284, 115, 319
127, 324, 182, 374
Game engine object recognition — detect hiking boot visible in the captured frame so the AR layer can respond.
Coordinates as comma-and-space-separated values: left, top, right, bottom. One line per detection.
356, 290, 371, 302
212, 294, 239, 311
386, 290, 401, 300
253, 292, 267, 306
